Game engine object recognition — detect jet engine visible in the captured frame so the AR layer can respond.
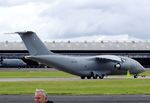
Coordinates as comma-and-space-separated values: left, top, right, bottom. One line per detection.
114, 63, 121, 70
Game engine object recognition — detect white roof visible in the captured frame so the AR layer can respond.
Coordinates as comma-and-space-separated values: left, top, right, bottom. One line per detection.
0, 41, 150, 50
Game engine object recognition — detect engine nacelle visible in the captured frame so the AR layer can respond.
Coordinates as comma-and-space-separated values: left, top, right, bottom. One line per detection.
114, 63, 121, 70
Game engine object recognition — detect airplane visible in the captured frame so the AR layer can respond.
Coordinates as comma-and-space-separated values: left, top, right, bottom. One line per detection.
0, 57, 26, 67
13, 31, 145, 79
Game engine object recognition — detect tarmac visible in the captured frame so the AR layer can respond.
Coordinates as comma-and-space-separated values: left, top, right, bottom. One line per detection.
0, 95, 150, 103
0, 76, 148, 82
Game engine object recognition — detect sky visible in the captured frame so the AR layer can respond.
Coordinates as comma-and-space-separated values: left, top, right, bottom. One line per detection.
0, 0, 150, 42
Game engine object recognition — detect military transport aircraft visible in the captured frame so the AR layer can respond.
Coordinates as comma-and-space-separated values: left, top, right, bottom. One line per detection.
14, 31, 145, 79
0, 57, 26, 67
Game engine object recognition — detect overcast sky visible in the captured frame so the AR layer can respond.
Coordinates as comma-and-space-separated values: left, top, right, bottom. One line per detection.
0, 0, 150, 41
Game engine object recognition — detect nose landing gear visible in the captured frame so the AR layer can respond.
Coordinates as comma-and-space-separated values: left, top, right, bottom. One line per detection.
134, 74, 138, 78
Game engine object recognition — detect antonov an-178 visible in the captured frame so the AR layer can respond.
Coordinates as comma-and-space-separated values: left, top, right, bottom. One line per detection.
14, 31, 145, 79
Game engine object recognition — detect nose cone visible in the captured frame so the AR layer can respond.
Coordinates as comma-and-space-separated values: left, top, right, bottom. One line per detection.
138, 64, 145, 73
133, 59, 145, 74
126, 58, 145, 74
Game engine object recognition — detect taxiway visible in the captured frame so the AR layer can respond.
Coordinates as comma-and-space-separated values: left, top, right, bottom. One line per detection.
0, 95, 150, 103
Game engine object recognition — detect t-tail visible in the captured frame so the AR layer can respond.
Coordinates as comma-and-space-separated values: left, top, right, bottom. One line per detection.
15, 31, 54, 55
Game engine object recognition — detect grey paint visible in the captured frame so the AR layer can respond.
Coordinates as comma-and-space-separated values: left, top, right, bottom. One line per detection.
15, 31, 145, 79
15, 31, 53, 55
0, 59, 26, 67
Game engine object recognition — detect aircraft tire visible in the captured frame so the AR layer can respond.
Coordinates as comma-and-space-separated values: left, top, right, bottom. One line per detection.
87, 76, 91, 79
81, 76, 85, 79
99, 76, 104, 79
93, 75, 98, 79
99, 74, 104, 79
134, 74, 138, 78
93, 76, 97, 79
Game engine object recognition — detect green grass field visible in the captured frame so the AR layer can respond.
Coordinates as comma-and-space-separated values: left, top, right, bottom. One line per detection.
0, 70, 149, 78
0, 70, 149, 95
0, 70, 75, 78
141, 70, 150, 76
0, 79, 150, 95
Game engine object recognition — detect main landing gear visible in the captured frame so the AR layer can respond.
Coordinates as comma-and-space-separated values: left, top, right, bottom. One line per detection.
80, 73, 105, 79
133, 74, 138, 78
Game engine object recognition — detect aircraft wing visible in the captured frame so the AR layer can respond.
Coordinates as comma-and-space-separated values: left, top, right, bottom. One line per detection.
94, 55, 122, 63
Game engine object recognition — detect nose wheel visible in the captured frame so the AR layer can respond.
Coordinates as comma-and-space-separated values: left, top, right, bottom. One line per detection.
134, 74, 138, 78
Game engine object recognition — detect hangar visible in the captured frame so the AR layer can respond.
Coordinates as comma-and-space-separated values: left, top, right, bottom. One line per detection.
0, 41, 150, 68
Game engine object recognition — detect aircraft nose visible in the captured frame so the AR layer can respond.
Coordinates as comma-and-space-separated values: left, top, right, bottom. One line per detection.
131, 59, 145, 74
137, 63, 145, 73
140, 65, 145, 72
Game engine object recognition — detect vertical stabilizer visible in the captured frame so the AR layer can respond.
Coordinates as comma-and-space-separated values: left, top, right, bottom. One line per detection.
16, 31, 53, 55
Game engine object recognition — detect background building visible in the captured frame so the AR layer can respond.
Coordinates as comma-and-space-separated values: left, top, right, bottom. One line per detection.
0, 41, 150, 67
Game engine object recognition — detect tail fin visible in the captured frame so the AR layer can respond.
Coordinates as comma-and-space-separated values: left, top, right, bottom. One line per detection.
15, 31, 54, 55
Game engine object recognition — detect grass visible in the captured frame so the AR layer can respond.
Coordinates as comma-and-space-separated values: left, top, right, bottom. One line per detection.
0, 79, 150, 95
141, 70, 150, 76
0, 70, 149, 95
0, 70, 149, 78
0, 70, 75, 78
